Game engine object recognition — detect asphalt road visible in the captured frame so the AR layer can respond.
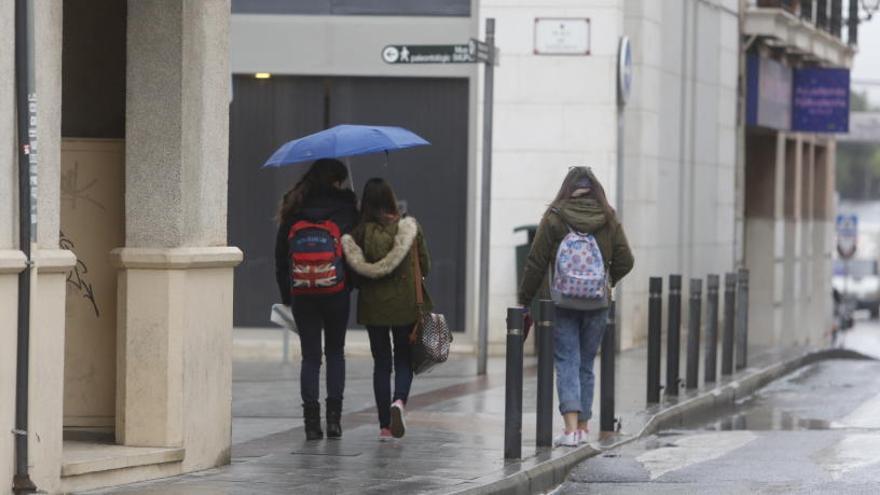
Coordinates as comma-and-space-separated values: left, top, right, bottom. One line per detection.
554, 322, 880, 494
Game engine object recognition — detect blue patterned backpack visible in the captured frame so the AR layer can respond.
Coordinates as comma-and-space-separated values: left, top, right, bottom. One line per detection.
550, 216, 608, 310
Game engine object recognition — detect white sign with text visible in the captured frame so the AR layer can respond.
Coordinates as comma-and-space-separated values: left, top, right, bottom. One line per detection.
534, 18, 590, 55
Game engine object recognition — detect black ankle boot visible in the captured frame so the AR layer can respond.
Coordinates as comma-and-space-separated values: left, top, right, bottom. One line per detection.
326, 399, 342, 439
303, 402, 323, 441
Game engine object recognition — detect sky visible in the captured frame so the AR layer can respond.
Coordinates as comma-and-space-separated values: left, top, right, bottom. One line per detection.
853, 12, 880, 108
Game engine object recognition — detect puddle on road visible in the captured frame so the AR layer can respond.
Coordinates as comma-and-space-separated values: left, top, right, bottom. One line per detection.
684, 360, 880, 432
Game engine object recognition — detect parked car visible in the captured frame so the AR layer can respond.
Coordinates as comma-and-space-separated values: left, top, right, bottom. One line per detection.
832, 259, 880, 319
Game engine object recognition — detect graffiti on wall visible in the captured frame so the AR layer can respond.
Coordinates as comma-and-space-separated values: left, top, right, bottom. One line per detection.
59, 230, 100, 318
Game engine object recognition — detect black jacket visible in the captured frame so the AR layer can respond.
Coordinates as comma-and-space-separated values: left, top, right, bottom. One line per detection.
274, 187, 359, 305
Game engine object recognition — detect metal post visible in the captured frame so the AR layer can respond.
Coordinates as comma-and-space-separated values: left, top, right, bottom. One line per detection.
666, 275, 682, 396
477, 18, 496, 376
735, 269, 750, 370
282, 327, 290, 365
722, 273, 737, 376
686, 279, 702, 389
14, 0, 38, 492
504, 307, 524, 459
600, 301, 617, 432
536, 300, 555, 447
705, 275, 720, 383
647, 277, 663, 404
848, 0, 859, 45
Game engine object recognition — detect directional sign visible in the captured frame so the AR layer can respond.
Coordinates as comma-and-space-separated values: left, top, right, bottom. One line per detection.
836, 213, 858, 259
382, 44, 476, 64
836, 214, 858, 238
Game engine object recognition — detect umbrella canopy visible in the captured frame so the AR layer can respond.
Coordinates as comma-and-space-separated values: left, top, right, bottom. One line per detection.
262, 124, 430, 168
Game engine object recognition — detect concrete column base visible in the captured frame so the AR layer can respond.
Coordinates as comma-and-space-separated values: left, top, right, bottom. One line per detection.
0, 250, 27, 494
29, 249, 78, 493
112, 247, 242, 471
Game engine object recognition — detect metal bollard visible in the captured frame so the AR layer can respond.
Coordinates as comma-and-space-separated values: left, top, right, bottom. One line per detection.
504, 307, 524, 459
647, 277, 663, 404
600, 301, 617, 432
704, 275, 720, 383
536, 300, 555, 448
721, 273, 737, 376
686, 279, 702, 389
735, 269, 750, 370
666, 275, 683, 396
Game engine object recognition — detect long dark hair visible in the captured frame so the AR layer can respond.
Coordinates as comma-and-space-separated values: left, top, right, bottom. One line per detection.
359, 178, 400, 225
278, 158, 348, 222
550, 166, 617, 223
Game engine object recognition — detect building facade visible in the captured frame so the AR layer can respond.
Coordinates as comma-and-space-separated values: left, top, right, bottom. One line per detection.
1, 1, 240, 493
228, 0, 851, 352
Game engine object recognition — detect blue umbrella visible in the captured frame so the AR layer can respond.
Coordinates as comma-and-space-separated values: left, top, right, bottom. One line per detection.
262, 124, 430, 168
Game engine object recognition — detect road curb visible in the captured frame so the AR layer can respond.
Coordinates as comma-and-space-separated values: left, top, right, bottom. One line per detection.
449, 347, 876, 495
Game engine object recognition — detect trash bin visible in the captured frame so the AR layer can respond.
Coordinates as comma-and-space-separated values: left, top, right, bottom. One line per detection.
514, 225, 542, 316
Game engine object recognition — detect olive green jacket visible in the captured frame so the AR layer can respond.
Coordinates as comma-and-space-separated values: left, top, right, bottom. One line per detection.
341, 217, 432, 326
518, 198, 634, 306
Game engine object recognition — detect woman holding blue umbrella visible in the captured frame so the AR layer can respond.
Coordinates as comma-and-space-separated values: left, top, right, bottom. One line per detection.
275, 158, 359, 441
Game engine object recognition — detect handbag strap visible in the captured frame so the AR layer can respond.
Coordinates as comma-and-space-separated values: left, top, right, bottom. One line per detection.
409, 238, 425, 344
411, 239, 424, 307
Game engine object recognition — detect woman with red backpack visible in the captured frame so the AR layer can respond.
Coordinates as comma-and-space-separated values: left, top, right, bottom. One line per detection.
518, 167, 634, 447
275, 158, 359, 441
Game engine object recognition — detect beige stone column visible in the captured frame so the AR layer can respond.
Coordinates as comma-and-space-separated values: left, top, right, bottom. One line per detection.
116, 0, 240, 472
0, 0, 18, 490
28, 2, 77, 493
745, 132, 787, 348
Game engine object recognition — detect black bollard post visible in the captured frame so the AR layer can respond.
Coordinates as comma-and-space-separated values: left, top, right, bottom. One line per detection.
721, 273, 736, 376
666, 275, 682, 396
647, 277, 663, 404
686, 279, 702, 389
735, 269, 750, 370
704, 275, 720, 383
600, 301, 616, 432
536, 300, 555, 448
504, 307, 524, 460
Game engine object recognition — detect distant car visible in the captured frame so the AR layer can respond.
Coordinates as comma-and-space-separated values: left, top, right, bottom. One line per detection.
833, 259, 880, 319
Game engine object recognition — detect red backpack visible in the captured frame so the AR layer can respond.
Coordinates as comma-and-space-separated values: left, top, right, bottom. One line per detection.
288, 220, 346, 296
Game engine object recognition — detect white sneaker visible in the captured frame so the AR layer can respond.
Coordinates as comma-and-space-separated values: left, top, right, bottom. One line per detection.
390, 400, 407, 438
553, 430, 578, 447
577, 429, 589, 445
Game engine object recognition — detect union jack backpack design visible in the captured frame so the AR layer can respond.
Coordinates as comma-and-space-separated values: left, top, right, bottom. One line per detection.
288, 220, 346, 296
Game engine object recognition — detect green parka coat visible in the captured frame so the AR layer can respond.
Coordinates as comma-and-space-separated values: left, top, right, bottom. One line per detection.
518, 198, 634, 307
342, 216, 433, 327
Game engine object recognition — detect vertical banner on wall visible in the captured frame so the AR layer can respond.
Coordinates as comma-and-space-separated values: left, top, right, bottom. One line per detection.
792, 67, 850, 133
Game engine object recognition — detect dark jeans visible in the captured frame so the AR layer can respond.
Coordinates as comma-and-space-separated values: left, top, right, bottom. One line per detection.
366, 325, 414, 428
292, 292, 349, 405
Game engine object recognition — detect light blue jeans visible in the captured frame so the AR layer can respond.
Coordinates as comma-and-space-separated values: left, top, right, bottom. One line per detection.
554, 306, 609, 421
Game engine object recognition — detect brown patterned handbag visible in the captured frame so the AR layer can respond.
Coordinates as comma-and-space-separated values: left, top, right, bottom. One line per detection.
408, 241, 453, 375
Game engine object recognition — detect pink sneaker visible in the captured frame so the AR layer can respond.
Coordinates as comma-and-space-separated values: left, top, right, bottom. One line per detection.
577, 429, 589, 445
378, 428, 393, 442
390, 400, 407, 438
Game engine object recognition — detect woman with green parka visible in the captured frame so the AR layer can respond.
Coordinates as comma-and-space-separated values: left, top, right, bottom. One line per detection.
519, 166, 634, 447
341, 178, 432, 441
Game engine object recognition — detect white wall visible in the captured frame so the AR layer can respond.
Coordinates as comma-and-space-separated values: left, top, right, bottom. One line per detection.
618, 0, 738, 347
479, 0, 624, 349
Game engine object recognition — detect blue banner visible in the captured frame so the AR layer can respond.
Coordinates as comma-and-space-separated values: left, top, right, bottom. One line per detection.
792, 68, 850, 133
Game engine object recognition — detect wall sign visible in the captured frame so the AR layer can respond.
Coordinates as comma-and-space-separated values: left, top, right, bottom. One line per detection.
746, 54, 792, 130
534, 18, 590, 55
792, 67, 850, 133
617, 36, 633, 106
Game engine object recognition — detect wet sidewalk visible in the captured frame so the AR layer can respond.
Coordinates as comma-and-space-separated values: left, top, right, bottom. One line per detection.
82, 336, 828, 495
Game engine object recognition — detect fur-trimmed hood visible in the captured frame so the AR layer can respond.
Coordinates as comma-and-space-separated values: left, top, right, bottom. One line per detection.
342, 217, 418, 279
